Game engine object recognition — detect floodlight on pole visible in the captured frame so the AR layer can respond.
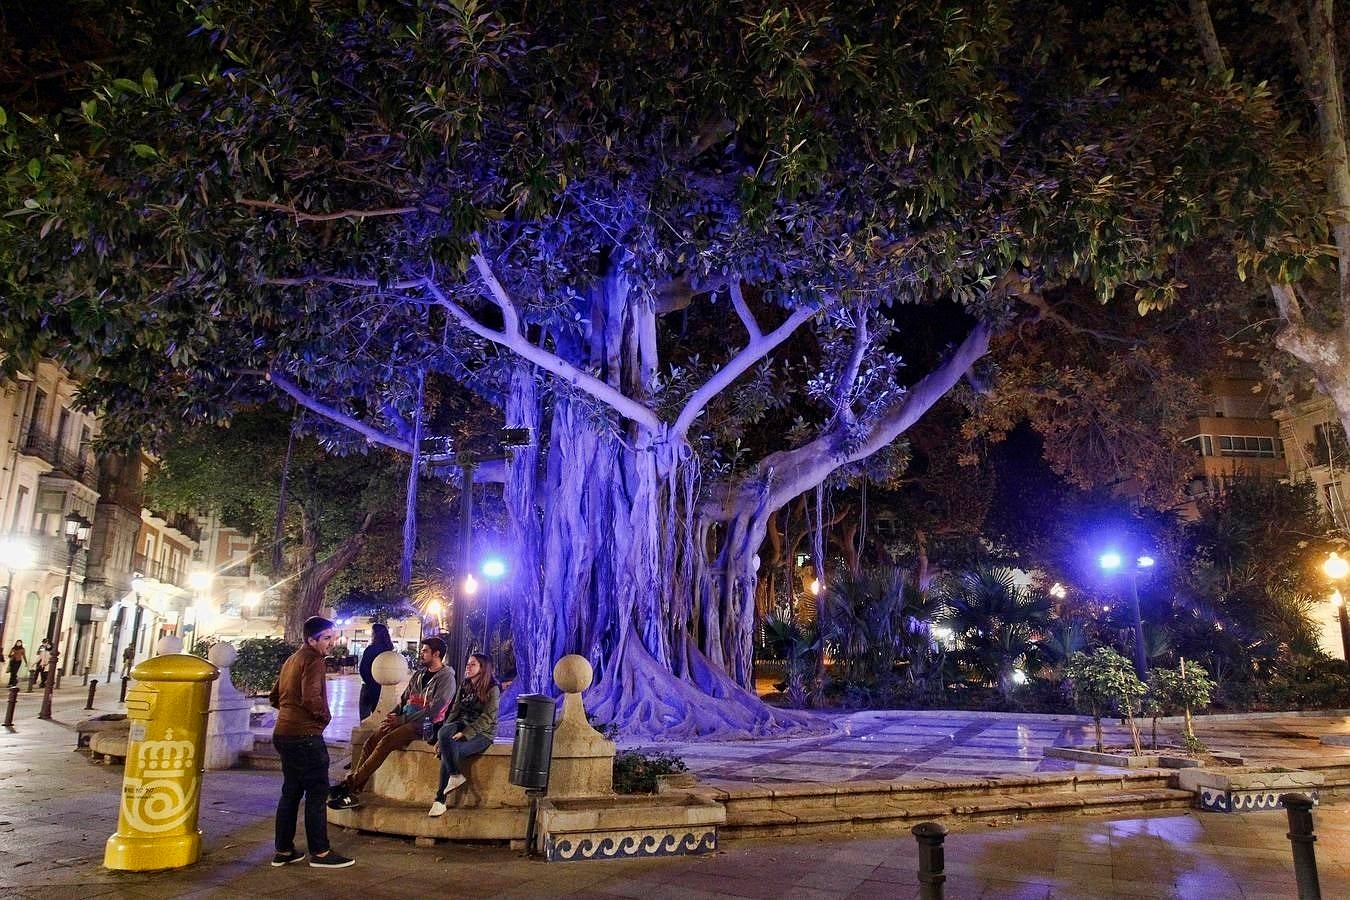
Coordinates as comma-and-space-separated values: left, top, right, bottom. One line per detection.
481, 558, 506, 579
1098, 546, 1152, 678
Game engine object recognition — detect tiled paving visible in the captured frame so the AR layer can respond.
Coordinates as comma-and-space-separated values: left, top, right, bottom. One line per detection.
622, 708, 1350, 787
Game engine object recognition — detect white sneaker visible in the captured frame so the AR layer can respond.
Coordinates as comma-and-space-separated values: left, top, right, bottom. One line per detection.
428, 801, 447, 818
445, 774, 467, 792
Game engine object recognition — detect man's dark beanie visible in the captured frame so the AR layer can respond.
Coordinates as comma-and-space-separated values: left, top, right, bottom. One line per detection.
303, 616, 335, 639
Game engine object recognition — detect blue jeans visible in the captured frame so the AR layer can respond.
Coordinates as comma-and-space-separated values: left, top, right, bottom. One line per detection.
273, 734, 331, 855
435, 727, 492, 802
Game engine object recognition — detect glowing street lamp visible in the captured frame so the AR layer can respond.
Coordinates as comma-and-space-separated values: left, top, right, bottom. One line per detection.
0, 535, 36, 641
480, 558, 506, 657
1099, 548, 1154, 678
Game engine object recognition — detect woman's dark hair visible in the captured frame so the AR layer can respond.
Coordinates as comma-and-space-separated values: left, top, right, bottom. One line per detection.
467, 652, 497, 704
370, 623, 393, 650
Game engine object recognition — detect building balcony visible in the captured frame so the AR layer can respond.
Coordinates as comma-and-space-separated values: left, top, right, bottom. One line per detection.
21, 429, 98, 488
30, 533, 89, 578
130, 552, 186, 589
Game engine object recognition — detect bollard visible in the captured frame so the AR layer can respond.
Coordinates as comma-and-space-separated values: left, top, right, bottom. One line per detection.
27, 669, 37, 692
3, 686, 17, 727
1282, 793, 1322, 900
85, 679, 98, 710
913, 821, 949, 900
104, 654, 219, 871
119, 675, 129, 703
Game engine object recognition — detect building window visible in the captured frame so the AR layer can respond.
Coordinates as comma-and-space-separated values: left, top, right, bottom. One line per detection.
1183, 435, 1216, 457
1218, 435, 1277, 458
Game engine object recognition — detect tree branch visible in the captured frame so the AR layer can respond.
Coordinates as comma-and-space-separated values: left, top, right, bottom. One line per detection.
703, 319, 993, 519
420, 273, 664, 431
672, 305, 816, 439
728, 283, 762, 340
833, 304, 870, 422
268, 370, 414, 454
263, 275, 426, 291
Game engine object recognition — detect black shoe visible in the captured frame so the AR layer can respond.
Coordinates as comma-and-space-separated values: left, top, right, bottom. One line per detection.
310, 850, 356, 868
328, 783, 349, 801
271, 849, 306, 867
327, 791, 361, 811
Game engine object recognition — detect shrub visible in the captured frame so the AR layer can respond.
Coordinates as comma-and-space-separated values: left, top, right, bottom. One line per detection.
612, 749, 688, 794
233, 637, 297, 697
1063, 648, 1145, 753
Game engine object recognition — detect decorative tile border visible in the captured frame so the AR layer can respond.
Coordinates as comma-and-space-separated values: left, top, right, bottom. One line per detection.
1198, 787, 1320, 813
544, 826, 717, 862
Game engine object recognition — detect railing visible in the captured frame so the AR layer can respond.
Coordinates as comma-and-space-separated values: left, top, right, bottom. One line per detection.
30, 533, 89, 578
129, 553, 186, 588
20, 429, 98, 488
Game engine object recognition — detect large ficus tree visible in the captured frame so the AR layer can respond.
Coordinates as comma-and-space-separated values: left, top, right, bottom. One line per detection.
0, 0, 1291, 735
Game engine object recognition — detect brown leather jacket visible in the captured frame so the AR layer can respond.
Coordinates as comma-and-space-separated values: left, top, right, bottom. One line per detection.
270, 644, 331, 737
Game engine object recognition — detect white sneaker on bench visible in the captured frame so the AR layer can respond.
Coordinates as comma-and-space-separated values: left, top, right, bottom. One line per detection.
428, 801, 447, 817
445, 774, 467, 792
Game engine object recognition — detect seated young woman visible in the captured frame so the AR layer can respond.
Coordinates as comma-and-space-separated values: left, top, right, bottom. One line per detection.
428, 652, 501, 817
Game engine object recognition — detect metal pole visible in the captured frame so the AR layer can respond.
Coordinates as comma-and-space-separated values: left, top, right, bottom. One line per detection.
119, 675, 129, 703
1338, 604, 1350, 670
39, 543, 76, 719
1282, 793, 1321, 900
106, 603, 125, 683
3, 685, 17, 727
913, 821, 948, 900
451, 462, 474, 670
85, 679, 97, 710
1128, 571, 1148, 678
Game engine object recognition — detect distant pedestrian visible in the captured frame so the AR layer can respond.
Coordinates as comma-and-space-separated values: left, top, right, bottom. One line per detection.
34, 640, 51, 688
6, 641, 25, 687
357, 622, 395, 721
121, 644, 134, 677
268, 616, 355, 869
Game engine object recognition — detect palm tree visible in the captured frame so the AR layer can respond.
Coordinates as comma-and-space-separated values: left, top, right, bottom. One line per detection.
937, 566, 1052, 701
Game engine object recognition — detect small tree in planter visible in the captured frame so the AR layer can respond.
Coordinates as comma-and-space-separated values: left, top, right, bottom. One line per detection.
1146, 658, 1215, 754
1064, 648, 1145, 753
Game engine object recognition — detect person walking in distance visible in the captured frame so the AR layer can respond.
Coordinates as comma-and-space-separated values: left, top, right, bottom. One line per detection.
6, 641, 25, 688
268, 616, 355, 869
34, 640, 51, 688
121, 644, 134, 678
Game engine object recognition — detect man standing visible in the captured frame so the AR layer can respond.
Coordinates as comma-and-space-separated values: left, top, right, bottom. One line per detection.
268, 616, 355, 869
328, 637, 456, 810
34, 640, 51, 688
121, 644, 134, 678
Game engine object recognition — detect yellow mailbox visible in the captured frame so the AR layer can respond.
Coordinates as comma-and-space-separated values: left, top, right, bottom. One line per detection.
104, 653, 219, 871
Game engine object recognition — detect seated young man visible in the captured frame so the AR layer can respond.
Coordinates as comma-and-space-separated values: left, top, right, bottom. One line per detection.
328, 637, 456, 810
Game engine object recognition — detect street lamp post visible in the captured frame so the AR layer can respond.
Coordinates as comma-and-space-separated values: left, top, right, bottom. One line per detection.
1100, 551, 1154, 678
1324, 552, 1350, 666
39, 512, 91, 719
480, 557, 506, 662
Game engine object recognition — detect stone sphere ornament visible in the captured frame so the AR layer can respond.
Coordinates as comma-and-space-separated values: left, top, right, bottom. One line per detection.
553, 654, 593, 694
372, 649, 409, 685
207, 642, 238, 668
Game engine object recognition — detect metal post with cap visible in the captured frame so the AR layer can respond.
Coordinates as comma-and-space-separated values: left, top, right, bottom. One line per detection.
38, 512, 91, 720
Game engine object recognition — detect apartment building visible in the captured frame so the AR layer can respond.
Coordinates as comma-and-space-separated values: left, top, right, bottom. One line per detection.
1179, 371, 1287, 516
0, 361, 101, 670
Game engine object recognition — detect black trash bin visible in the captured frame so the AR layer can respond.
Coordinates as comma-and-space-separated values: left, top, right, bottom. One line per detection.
509, 693, 557, 792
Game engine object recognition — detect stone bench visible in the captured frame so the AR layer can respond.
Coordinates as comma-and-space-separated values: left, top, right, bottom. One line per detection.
76, 713, 128, 750
362, 739, 526, 809
90, 730, 130, 764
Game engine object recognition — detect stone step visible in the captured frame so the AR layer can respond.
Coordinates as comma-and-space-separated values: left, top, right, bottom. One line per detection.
721, 786, 1194, 838
239, 741, 282, 771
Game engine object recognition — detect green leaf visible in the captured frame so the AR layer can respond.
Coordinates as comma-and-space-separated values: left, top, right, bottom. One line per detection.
142, 68, 159, 95
131, 144, 159, 159
26, 158, 41, 179
0, 106, 7, 127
